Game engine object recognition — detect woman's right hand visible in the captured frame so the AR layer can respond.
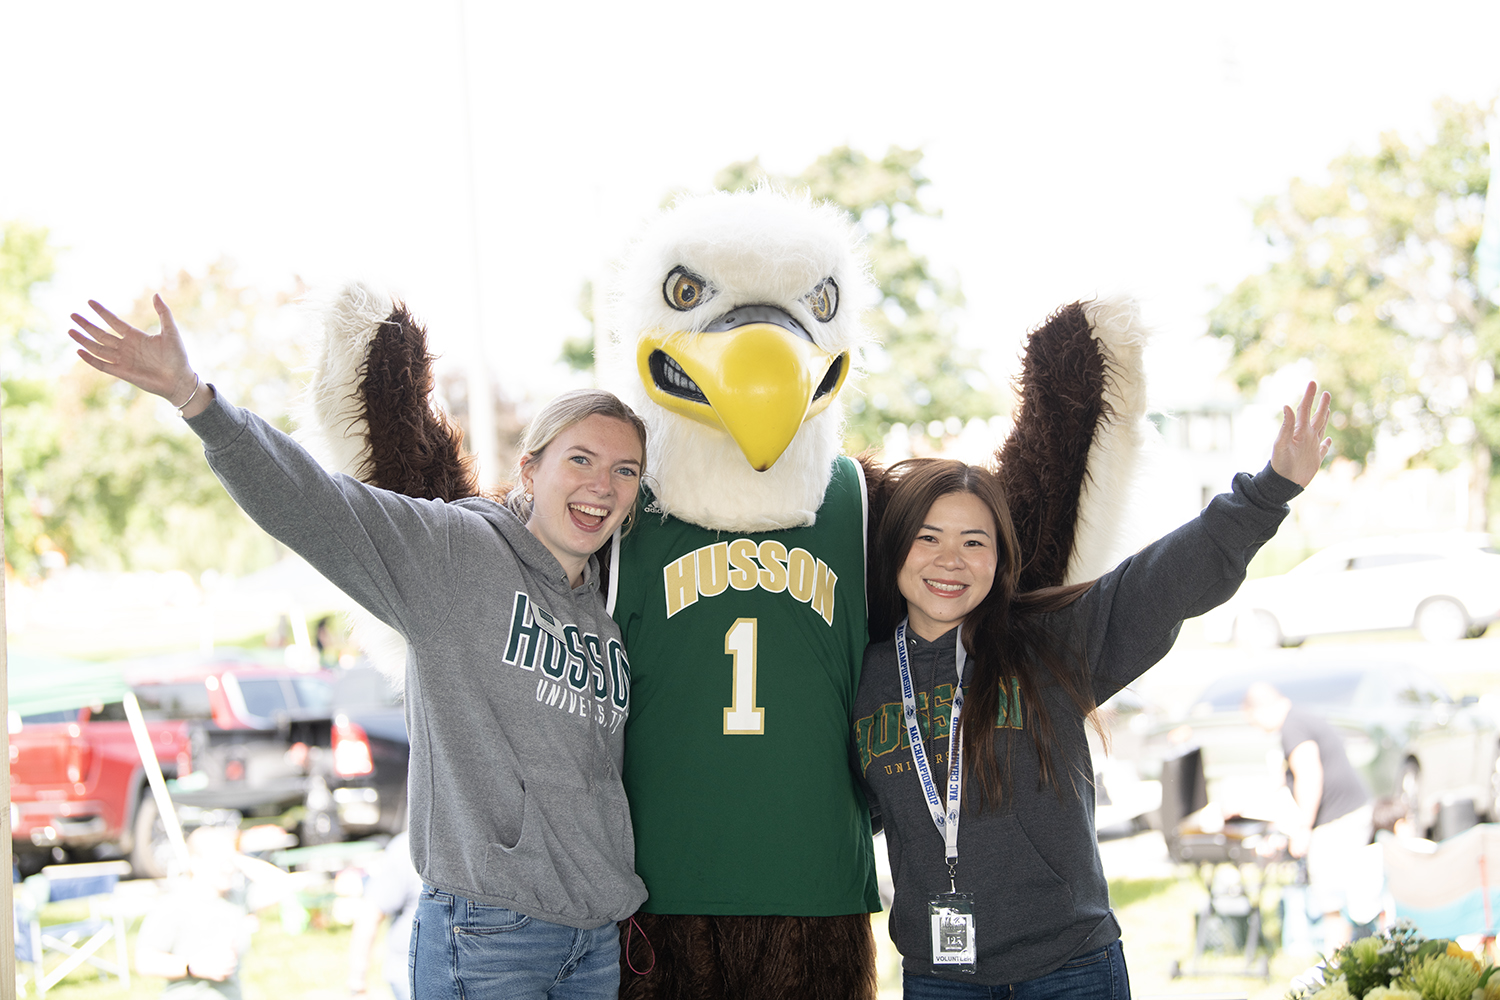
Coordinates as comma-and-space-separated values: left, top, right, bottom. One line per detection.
69, 295, 209, 417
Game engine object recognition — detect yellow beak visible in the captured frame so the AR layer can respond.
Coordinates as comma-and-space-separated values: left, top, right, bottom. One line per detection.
638, 320, 848, 472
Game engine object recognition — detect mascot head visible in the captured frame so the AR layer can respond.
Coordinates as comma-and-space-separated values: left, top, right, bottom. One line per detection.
603, 188, 874, 532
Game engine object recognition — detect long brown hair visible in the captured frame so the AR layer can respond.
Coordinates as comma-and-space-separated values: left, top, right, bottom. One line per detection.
869, 458, 1096, 811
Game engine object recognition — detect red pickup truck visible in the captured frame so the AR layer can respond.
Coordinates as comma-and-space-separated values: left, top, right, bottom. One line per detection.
9, 650, 335, 877
10, 696, 188, 877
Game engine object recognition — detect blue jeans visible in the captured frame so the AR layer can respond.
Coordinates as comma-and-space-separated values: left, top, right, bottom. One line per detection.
410, 886, 620, 1000
903, 940, 1130, 999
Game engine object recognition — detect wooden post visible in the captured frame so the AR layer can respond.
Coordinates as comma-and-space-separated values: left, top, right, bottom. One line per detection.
2, 405, 17, 999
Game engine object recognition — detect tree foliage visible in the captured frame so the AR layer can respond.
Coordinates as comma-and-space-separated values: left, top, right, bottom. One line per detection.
1208, 99, 1499, 524
559, 279, 598, 373
716, 147, 998, 453
2, 245, 301, 578
1, 222, 56, 368
2, 221, 62, 576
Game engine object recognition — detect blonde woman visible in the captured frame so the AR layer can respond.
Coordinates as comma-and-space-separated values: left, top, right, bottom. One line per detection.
71, 296, 647, 1000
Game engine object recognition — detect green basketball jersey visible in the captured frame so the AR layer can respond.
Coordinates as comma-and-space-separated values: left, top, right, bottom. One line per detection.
608, 456, 879, 915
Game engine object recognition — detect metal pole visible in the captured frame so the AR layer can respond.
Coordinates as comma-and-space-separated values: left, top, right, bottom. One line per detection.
122, 692, 191, 876
455, 0, 499, 489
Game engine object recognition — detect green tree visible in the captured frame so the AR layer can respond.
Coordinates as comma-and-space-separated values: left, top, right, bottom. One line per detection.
559, 279, 598, 373
716, 147, 998, 453
2, 222, 67, 575
2, 251, 301, 578
120, 262, 308, 430
1209, 98, 1499, 527
1, 222, 56, 368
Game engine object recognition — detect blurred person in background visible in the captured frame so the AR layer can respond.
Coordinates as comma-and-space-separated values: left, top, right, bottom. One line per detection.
349, 831, 423, 1000
1244, 681, 1373, 950
314, 615, 340, 667
135, 825, 283, 999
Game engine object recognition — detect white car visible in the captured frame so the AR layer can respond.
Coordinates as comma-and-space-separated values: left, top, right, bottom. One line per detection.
1202, 533, 1500, 646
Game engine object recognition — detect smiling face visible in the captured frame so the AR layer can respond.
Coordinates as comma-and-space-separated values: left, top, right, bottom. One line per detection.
520, 413, 644, 586
897, 491, 999, 642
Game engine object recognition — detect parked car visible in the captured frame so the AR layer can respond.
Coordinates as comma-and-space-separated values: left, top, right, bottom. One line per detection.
124, 650, 338, 874
9, 649, 338, 878
1201, 533, 1500, 646
1134, 655, 1500, 838
314, 663, 409, 841
8, 654, 188, 877
127, 651, 336, 731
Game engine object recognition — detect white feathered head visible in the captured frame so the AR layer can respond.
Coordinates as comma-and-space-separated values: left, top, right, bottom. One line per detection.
601, 188, 874, 532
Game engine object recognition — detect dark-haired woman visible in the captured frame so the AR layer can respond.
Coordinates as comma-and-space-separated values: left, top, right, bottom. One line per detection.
853, 383, 1331, 998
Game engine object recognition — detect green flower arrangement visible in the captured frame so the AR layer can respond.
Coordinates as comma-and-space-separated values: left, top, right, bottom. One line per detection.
1287, 922, 1499, 1000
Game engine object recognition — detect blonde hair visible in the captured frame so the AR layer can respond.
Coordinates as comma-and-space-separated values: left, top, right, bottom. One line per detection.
504, 389, 648, 532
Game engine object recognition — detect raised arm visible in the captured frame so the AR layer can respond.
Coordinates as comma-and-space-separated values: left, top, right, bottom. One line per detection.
1067, 382, 1333, 698
67, 296, 463, 644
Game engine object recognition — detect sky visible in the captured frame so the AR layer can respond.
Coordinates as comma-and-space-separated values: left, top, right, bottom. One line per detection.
5, 0, 1499, 416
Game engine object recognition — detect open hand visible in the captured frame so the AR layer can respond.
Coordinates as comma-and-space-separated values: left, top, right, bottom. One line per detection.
69, 296, 205, 414
1269, 381, 1332, 488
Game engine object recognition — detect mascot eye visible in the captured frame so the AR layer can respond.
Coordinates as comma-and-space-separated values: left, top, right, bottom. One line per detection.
804, 278, 839, 323
663, 267, 713, 312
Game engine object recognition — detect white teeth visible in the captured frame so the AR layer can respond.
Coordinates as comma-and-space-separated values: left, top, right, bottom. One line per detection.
571, 504, 608, 517
662, 357, 702, 393
926, 581, 965, 593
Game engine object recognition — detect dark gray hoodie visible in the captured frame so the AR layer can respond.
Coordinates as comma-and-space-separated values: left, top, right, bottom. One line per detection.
188, 393, 647, 929
853, 465, 1300, 984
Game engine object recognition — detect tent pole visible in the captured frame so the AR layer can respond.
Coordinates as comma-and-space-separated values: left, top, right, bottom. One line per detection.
122, 693, 191, 876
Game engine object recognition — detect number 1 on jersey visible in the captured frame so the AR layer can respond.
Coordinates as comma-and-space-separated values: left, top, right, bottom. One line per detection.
723, 617, 764, 735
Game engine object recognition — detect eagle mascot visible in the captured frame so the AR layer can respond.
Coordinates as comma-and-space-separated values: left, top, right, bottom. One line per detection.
299, 188, 1149, 999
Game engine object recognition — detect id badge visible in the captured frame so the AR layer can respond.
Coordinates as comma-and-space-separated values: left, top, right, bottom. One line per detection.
928, 892, 977, 973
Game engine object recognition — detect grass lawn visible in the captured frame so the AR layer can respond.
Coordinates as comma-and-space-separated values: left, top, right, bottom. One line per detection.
872, 870, 1318, 1000
18, 902, 366, 1000
31, 876, 1316, 1000
1111, 872, 1320, 1000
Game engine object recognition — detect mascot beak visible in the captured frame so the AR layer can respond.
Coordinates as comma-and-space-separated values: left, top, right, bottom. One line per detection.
638, 304, 849, 471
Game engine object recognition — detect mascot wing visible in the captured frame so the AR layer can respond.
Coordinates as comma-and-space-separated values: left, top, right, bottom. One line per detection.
295, 282, 477, 684
998, 294, 1150, 591
295, 281, 476, 502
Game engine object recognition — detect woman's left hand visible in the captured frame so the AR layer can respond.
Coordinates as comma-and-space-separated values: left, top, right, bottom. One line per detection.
1270, 381, 1333, 488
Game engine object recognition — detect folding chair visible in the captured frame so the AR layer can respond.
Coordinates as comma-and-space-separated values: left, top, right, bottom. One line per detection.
1382, 822, 1500, 941
13, 860, 132, 996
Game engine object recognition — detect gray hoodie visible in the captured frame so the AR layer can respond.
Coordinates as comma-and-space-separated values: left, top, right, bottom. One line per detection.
187, 393, 647, 929
854, 464, 1300, 984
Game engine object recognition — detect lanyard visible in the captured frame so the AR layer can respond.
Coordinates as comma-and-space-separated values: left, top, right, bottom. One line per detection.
895, 618, 968, 892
